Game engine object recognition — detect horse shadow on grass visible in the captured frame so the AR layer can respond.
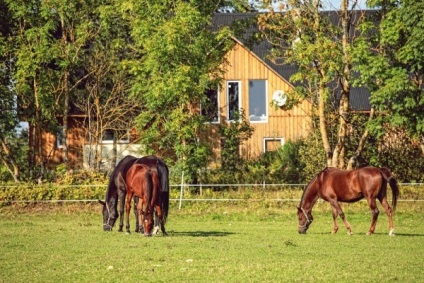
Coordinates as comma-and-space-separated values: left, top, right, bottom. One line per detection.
387, 233, 424, 237
168, 230, 235, 237
309, 231, 424, 237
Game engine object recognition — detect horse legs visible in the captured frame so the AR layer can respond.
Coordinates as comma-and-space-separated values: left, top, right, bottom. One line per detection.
331, 206, 339, 234
366, 198, 379, 236
118, 193, 126, 232
155, 204, 168, 236
133, 196, 140, 233
152, 211, 160, 235
125, 192, 133, 234
136, 198, 143, 235
379, 196, 395, 236
329, 200, 352, 235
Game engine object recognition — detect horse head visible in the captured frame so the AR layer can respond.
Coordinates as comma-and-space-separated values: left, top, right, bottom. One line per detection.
142, 209, 154, 236
99, 200, 118, 231
297, 207, 313, 234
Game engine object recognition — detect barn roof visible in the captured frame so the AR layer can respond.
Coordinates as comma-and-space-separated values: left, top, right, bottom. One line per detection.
212, 12, 376, 111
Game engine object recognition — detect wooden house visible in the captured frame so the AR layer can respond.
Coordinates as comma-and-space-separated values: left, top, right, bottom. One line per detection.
204, 34, 313, 160
207, 12, 371, 161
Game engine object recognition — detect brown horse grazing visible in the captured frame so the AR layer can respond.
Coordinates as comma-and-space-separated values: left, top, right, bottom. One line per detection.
297, 167, 400, 236
125, 164, 167, 236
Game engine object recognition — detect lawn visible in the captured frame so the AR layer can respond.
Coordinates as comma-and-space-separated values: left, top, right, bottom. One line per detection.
0, 200, 423, 283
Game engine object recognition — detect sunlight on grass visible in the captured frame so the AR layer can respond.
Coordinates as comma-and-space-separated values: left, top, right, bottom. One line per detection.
0, 200, 423, 282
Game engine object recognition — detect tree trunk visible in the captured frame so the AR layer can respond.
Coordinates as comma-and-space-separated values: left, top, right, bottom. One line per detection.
318, 82, 333, 167
62, 70, 70, 168
347, 108, 374, 169
34, 77, 45, 182
332, 0, 351, 169
60, 15, 70, 170
0, 137, 20, 182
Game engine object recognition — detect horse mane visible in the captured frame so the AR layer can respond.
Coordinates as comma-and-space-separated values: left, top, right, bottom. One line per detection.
144, 169, 154, 214
105, 155, 136, 203
299, 167, 330, 206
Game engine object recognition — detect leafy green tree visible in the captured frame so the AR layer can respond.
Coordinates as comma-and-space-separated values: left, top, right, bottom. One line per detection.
258, 0, 374, 169
123, 0, 238, 182
6, 0, 60, 180
219, 110, 254, 174
68, 0, 141, 171
0, 1, 21, 182
44, 0, 102, 169
353, 0, 424, 156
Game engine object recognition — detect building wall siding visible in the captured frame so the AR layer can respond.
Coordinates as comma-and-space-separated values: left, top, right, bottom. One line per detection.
215, 41, 312, 159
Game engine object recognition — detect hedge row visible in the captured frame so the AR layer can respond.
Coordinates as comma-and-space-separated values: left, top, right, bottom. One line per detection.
1, 183, 423, 204
0, 184, 107, 203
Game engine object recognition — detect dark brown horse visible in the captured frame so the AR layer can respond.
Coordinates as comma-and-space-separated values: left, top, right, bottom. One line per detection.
125, 164, 167, 236
297, 167, 400, 236
99, 155, 138, 231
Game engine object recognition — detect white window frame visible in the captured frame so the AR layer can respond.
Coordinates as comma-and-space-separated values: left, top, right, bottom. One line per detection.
56, 126, 64, 149
226, 80, 242, 122
248, 80, 268, 123
102, 129, 130, 144
263, 137, 284, 153
201, 87, 220, 124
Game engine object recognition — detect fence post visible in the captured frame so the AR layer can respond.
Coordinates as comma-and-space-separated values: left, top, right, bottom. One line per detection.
178, 171, 184, 210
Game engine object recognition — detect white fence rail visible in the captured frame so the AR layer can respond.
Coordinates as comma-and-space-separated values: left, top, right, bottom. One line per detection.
1, 183, 423, 205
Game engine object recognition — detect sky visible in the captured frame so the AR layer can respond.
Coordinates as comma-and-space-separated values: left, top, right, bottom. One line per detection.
322, 0, 368, 10
261, 0, 369, 11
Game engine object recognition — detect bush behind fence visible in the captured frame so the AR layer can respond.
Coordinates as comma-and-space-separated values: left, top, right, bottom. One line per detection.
1, 183, 423, 204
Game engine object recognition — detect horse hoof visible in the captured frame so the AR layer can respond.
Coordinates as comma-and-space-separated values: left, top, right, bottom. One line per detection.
126, 232, 130, 235
389, 229, 395, 236
347, 231, 353, 236
366, 232, 372, 236
152, 226, 159, 235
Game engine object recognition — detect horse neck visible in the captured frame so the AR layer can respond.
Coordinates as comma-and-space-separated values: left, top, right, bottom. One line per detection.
300, 179, 319, 211
105, 184, 118, 208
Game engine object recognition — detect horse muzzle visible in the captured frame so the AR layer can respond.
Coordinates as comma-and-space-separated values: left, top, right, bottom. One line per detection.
298, 225, 308, 234
103, 224, 113, 231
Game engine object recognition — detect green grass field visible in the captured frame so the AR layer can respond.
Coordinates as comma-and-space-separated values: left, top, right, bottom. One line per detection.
0, 199, 423, 283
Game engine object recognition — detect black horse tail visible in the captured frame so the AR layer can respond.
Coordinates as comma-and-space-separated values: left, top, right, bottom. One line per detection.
157, 158, 170, 225
378, 167, 400, 212
161, 190, 169, 225
157, 160, 169, 192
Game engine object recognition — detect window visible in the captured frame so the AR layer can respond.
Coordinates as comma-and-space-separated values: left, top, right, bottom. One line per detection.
201, 88, 219, 123
227, 81, 241, 121
102, 130, 129, 144
56, 127, 64, 149
263, 138, 284, 153
249, 80, 267, 123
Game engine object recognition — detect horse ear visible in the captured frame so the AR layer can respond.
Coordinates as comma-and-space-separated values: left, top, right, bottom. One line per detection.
98, 200, 105, 206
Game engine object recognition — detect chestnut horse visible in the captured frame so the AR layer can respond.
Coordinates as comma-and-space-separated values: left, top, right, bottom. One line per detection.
297, 167, 399, 236
125, 164, 167, 236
